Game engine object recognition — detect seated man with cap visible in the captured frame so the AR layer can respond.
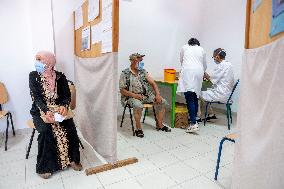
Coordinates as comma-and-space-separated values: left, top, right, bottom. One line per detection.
119, 53, 171, 138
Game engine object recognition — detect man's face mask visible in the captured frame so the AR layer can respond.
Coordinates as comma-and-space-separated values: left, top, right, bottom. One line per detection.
137, 61, 144, 70
35, 60, 46, 74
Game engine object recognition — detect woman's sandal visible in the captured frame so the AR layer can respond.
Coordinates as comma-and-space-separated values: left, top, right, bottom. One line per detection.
38, 173, 52, 179
135, 130, 144, 138
70, 162, 83, 171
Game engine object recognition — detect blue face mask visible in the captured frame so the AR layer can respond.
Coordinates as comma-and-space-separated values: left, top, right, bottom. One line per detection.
138, 61, 144, 70
35, 60, 45, 74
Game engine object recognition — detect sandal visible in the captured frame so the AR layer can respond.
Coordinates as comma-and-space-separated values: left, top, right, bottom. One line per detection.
38, 173, 52, 179
70, 162, 83, 171
156, 126, 171, 132
135, 130, 144, 138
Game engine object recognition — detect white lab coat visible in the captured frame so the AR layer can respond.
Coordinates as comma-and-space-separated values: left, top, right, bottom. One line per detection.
201, 60, 234, 103
177, 45, 207, 97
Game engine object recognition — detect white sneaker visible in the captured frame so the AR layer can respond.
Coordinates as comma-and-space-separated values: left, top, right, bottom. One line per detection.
185, 124, 200, 133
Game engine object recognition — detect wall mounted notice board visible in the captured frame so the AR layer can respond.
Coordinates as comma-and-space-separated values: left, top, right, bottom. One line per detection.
245, 0, 284, 49
74, 0, 119, 58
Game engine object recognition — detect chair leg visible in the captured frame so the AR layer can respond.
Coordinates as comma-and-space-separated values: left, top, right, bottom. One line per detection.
120, 104, 127, 128
79, 138, 84, 149
128, 105, 135, 136
8, 112, 15, 136
5, 114, 10, 151
204, 102, 210, 126
26, 128, 36, 159
142, 108, 148, 123
152, 106, 158, 128
214, 138, 227, 180
229, 105, 233, 124
226, 105, 230, 130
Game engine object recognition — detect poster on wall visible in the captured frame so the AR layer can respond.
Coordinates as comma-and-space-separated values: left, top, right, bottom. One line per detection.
88, 0, 100, 22
270, 0, 284, 36
270, 12, 284, 36
252, 0, 263, 12
273, 0, 284, 17
75, 7, 83, 30
81, 26, 91, 51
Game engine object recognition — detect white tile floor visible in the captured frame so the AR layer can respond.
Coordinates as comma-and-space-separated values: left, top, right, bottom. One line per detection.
0, 113, 236, 189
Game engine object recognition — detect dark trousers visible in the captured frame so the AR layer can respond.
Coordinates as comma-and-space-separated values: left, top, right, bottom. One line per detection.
184, 91, 198, 125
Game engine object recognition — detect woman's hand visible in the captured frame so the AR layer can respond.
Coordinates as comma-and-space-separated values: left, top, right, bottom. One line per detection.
203, 72, 210, 80
45, 111, 55, 123
58, 106, 68, 117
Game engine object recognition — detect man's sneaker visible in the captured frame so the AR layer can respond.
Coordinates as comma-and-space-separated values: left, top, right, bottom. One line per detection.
185, 124, 200, 133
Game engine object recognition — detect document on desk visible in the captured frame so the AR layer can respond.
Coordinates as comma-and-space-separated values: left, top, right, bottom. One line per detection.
88, 0, 100, 22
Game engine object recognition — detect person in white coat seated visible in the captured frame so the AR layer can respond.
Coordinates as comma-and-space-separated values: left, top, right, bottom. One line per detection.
177, 38, 207, 133
200, 48, 234, 119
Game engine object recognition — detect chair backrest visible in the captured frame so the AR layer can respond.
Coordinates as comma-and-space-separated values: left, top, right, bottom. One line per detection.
0, 82, 8, 105
227, 79, 240, 103
68, 80, 76, 110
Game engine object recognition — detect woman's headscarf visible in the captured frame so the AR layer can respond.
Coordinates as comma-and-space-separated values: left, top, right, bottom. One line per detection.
35, 51, 56, 93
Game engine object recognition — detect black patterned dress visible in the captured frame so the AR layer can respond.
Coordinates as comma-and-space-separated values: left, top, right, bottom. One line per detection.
29, 71, 80, 174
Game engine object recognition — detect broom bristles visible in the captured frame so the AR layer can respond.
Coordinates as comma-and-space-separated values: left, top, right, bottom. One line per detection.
85, 157, 138, 176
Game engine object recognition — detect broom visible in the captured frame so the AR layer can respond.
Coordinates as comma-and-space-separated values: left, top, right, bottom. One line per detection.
85, 157, 138, 175
79, 135, 138, 175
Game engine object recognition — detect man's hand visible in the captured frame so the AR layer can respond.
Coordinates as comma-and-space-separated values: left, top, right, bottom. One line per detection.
155, 94, 163, 104
45, 111, 55, 123
58, 106, 68, 117
133, 94, 143, 100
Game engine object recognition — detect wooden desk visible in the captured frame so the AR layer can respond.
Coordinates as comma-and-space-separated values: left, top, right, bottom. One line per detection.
155, 79, 212, 128
155, 79, 178, 128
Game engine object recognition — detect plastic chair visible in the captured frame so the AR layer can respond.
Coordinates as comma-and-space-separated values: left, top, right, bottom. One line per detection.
214, 133, 236, 180
120, 103, 158, 136
204, 79, 240, 130
0, 82, 15, 151
25, 80, 84, 159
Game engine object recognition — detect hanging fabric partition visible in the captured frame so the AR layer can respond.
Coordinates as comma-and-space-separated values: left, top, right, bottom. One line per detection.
232, 37, 284, 189
74, 53, 118, 163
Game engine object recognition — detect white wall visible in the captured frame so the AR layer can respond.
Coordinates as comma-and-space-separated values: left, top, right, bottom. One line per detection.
0, 0, 55, 131
52, 0, 86, 81
198, 0, 247, 112
118, 0, 203, 114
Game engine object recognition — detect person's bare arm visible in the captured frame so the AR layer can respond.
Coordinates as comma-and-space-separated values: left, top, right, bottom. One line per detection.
120, 89, 143, 100
146, 74, 162, 103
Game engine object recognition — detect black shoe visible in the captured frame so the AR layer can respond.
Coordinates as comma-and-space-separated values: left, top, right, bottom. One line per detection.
156, 126, 171, 132
135, 130, 144, 138
206, 114, 218, 121
196, 118, 202, 123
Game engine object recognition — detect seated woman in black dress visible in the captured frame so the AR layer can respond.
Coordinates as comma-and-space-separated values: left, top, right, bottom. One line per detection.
29, 51, 82, 179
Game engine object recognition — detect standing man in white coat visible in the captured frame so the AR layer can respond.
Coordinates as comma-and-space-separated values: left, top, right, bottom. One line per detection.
201, 48, 234, 117
177, 38, 207, 133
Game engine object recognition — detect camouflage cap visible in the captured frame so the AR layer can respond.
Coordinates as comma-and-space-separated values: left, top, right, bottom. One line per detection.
129, 53, 145, 61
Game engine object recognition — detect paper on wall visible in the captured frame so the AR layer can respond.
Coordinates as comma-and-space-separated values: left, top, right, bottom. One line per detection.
101, 28, 112, 53
81, 26, 91, 51
88, 0, 100, 22
101, 0, 113, 53
75, 7, 83, 30
91, 23, 102, 44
